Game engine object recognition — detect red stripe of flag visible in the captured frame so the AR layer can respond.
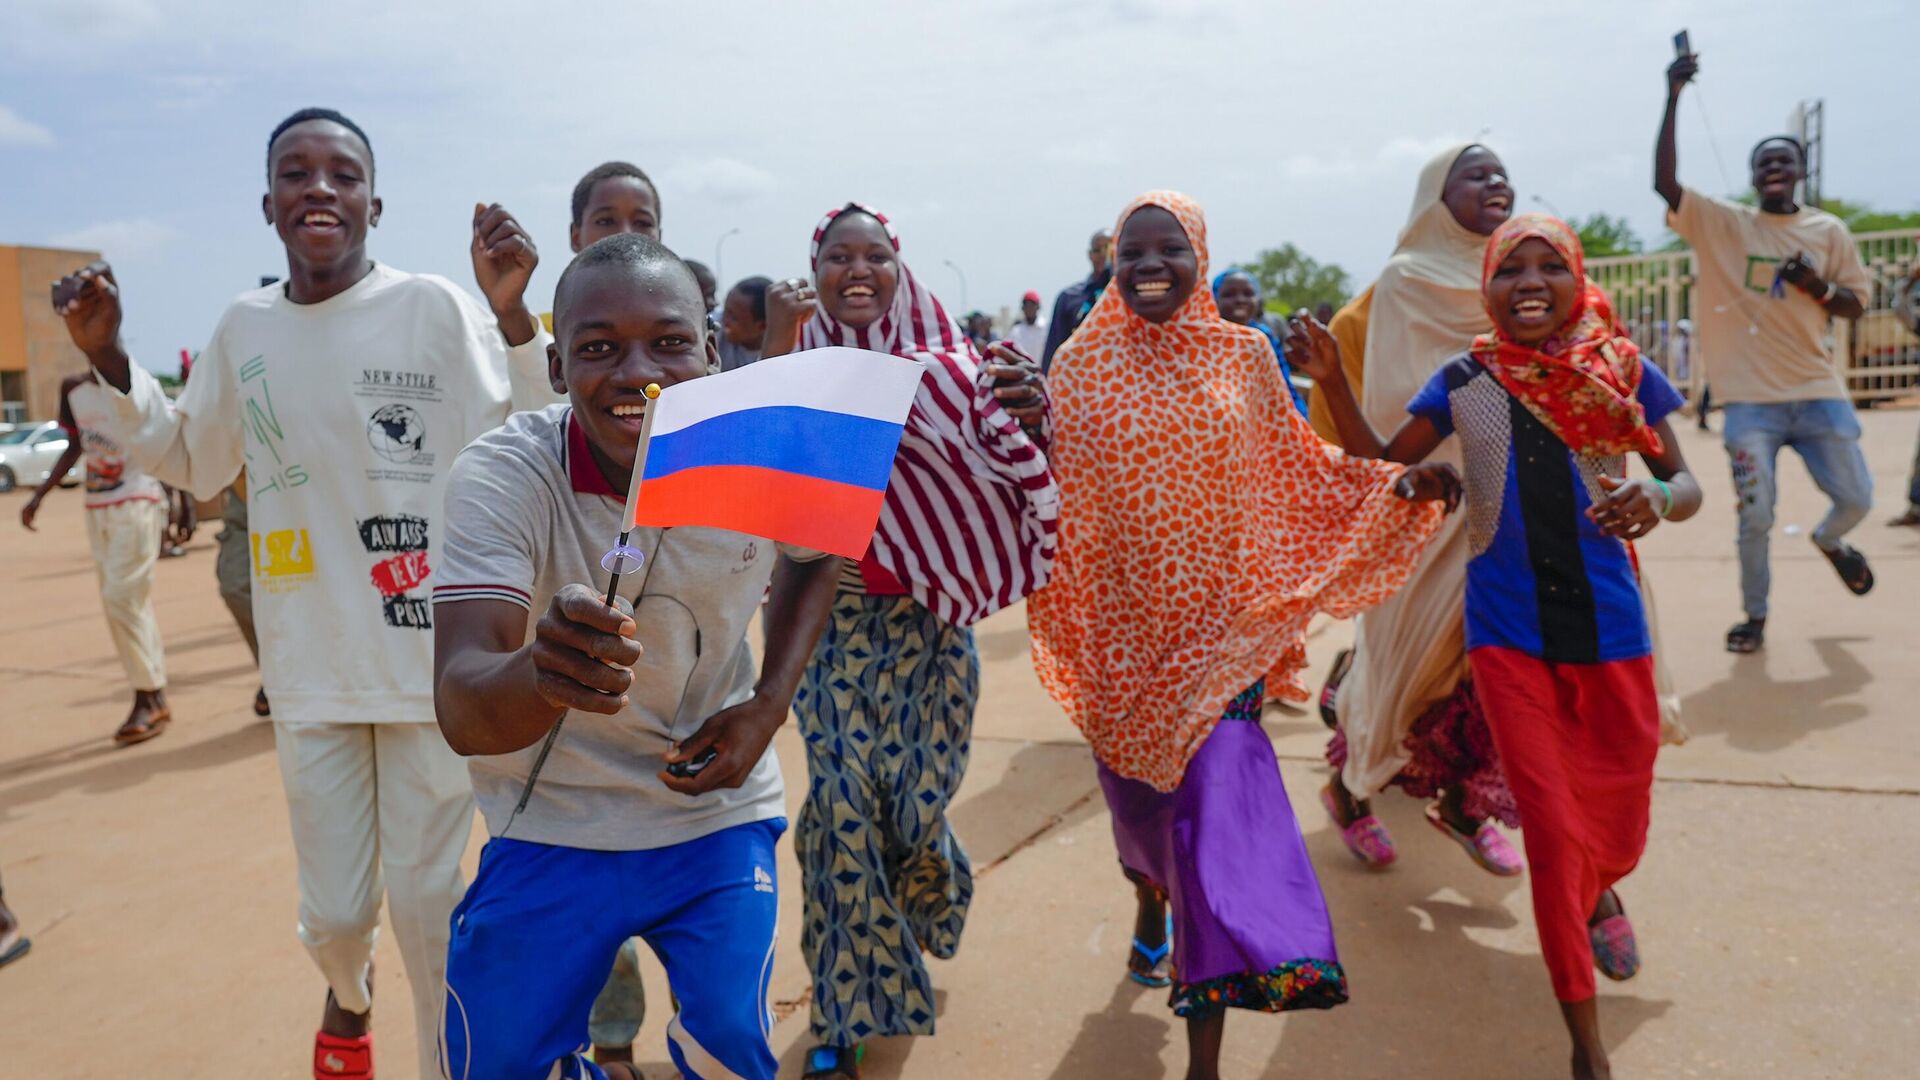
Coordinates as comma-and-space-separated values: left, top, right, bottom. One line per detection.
631, 465, 886, 559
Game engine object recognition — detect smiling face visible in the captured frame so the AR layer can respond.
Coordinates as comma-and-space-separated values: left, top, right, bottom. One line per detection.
815, 212, 899, 330
1442, 146, 1513, 236
571, 175, 661, 253
1486, 236, 1580, 347
549, 257, 716, 486
1214, 271, 1261, 325
263, 119, 380, 275
1751, 142, 1802, 209
1114, 205, 1199, 324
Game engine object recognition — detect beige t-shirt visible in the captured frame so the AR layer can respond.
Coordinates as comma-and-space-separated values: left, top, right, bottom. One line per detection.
1668, 189, 1870, 403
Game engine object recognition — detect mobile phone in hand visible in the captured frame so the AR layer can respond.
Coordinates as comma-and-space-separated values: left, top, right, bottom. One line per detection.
1673, 30, 1691, 58
666, 748, 718, 779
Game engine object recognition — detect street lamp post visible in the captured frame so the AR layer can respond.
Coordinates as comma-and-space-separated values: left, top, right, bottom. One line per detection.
715, 227, 741, 284
942, 259, 968, 313
1530, 194, 1565, 218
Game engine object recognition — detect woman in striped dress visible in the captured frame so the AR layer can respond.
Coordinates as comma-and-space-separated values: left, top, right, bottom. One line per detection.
761, 203, 1059, 1079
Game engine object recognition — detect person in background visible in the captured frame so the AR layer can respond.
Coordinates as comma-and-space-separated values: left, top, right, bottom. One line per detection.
1042, 227, 1113, 370
1889, 262, 1920, 527
1007, 289, 1049, 359
19, 374, 175, 747
1212, 266, 1307, 415
1657, 50, 1875, 653
1315, 301, 1335, 326
719, 275, 771, 371
686, 258, 719, 315
158, 483, 194, 558
963, 310, 995, 353
217, 480, 269, 716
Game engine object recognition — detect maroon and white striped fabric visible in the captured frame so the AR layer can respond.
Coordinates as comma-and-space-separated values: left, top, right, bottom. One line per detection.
795, 202, 1058, 627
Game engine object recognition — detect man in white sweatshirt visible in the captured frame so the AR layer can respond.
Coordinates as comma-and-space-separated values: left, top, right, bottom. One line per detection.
51, 107, 553, 1080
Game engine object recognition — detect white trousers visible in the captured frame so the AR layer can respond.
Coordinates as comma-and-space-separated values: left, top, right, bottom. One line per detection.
86, 499, 167, 691
274, 721, 473, 1077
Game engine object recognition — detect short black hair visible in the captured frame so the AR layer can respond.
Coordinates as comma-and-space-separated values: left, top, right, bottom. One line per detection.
553, 233, 700, 329
267, 107, 373, 177
1749, 135, 1805, 172
570, 161, 660, 228
684, 259, 716, 295
730, 276, 772, 322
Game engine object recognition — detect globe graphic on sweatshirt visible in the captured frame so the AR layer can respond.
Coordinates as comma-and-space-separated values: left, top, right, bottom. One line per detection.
367, 404, 427, 464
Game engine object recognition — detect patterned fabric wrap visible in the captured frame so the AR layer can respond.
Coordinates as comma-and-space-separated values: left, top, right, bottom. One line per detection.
1031, 190, 1446, 793
1326, 680, 1520, 827
1172, 958, 1350, 1020
796, 203, 1060, 627
793, 592, 977, 1046
1470, 213, 1663, 458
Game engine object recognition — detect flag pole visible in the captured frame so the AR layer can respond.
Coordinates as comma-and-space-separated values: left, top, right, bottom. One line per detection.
509, 383, 664, 827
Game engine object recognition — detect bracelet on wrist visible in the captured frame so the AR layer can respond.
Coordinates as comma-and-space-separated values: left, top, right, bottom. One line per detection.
1651, 478, 1674, 519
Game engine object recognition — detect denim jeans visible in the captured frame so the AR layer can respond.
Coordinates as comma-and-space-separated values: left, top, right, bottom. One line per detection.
1723, 399, 1874, 619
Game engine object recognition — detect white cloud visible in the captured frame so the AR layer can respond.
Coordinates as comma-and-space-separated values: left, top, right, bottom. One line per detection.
24, 0, 159, 35
49, 218, 181, 260
659, 157, 778, 205
1376, 134, 1474, 165
0, 105, 53, 146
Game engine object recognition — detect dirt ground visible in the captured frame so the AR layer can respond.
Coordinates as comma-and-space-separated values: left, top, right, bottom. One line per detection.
2, 406, 1916, 1079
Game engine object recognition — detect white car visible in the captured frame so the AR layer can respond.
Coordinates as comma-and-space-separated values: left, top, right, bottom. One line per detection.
0, 422, 83, 493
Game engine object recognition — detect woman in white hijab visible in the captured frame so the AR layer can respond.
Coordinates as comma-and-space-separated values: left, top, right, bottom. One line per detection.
1319, 143, 1526, 873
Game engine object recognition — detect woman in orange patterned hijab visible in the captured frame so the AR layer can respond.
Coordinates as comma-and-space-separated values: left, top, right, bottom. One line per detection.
1030, 190, 1455, 1076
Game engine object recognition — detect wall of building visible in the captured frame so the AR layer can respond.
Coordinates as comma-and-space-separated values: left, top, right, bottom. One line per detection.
0, 245, 102, 420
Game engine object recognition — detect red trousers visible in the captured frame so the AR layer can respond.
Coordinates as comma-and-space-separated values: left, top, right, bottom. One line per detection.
1469, 646, 1658, 1002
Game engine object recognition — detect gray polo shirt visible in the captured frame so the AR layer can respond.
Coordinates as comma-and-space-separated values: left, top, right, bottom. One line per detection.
434, 404, 825, 851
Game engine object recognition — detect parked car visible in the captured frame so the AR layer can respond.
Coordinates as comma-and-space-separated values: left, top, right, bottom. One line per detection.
0, 422, 83, 493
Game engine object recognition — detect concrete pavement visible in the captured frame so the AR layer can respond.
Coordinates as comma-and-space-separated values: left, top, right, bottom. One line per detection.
1, 404, 1915, 1078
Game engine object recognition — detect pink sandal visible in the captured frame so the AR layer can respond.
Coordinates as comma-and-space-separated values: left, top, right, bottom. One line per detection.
1320, 784, 1396, 867
1424, 803, 1523, 877
1589, 891, 1641, 982
314, 1030, 372, 1080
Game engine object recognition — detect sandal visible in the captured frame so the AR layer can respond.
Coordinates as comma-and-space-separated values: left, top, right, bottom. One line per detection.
254, 687, 271, 717
313, 1029, 372, 1080
1424, 803, 1523, 877
113, 707, 171, 747
0, 928, 30, 970
1725, 620, 1765, 654
1890, 506, 1920, 528
1318, 648, 1352, 730
1589, 890, 1641, 982
802, 1044, 863, 1079
1128, 909, 1174, 988
1817, 541, 1875, 596
1320, 783, 1396, 868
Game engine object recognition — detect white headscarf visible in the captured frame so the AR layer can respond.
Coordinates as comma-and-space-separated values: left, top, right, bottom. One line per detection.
1359, 142, 1497, 432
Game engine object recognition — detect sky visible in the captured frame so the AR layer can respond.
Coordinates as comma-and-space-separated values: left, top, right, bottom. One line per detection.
3, 0, 1916, 375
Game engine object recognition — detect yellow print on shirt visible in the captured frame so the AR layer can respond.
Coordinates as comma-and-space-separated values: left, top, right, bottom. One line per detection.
253, 527, 316, 592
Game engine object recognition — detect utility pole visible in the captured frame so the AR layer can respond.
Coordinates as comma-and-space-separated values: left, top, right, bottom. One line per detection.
1791, 99, 1824, 208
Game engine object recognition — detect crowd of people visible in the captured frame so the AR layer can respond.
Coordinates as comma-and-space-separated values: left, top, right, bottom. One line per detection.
7, 45, 1909, 1080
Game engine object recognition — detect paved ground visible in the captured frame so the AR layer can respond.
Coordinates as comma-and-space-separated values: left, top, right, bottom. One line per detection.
1, 404, 1916, 1078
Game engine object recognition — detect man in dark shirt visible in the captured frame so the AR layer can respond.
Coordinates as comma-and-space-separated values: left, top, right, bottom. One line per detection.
1041, 227, 1113, 370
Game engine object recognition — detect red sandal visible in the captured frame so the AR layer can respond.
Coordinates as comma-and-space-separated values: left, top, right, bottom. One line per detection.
314, 1029, 373, 1079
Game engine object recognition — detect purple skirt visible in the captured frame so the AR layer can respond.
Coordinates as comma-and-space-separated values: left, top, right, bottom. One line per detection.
1097, 684, 1349, 1017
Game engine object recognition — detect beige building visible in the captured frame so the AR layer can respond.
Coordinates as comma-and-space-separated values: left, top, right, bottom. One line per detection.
1, 244, 103, 423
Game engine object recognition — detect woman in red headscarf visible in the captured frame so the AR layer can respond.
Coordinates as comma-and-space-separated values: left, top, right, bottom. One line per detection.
1298, 213, 1704, 1080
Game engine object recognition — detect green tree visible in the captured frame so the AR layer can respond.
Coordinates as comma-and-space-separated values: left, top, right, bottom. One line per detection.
1236, 244, 1352, 314
1572, 212, 1644, 257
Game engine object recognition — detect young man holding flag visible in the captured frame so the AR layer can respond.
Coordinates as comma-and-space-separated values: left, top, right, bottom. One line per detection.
433, 234, 913, 1080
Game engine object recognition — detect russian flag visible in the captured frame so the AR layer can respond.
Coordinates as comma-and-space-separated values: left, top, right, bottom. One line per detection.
622, 346, 925, 558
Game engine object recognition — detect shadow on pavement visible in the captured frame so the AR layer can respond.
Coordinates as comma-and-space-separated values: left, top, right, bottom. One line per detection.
0, 720, 272, 822
1679, 636, 1869, 752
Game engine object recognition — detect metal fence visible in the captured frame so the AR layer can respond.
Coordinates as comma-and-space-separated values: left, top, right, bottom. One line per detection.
1587, 227, 1920, 404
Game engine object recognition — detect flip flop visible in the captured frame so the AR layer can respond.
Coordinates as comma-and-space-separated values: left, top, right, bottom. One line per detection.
1725, 621, 1764, 654
1816, 540, 1875, 596
253, 687, 271, 717
1589, 891, 1641, 982
0, 930, 30, 970
313, 1029, 372, 1080
802, 1044, 864, 1079
112, 708, 171, 747
1127, 910, 1174, 988
1424, 804, 1523, 877
1320, 783, 1396, 868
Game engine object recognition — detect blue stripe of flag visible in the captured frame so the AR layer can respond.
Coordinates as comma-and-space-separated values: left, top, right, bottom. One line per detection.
641, 405, 902, 491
